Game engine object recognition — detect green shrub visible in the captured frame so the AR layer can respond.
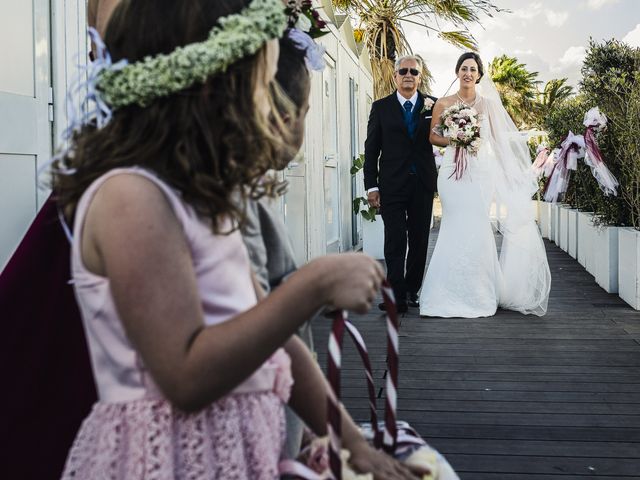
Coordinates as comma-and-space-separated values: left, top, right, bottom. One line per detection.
351, 154, 378, 222
543, 39, 640, 227
611, 77, 640, 228
581, 39, 640, 227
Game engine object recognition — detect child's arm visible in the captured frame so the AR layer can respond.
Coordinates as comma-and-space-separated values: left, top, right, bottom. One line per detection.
285, 336, 425, 480
84, 173, 384, 413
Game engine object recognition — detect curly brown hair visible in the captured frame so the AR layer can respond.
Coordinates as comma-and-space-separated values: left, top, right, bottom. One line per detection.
53, 0, 292, 233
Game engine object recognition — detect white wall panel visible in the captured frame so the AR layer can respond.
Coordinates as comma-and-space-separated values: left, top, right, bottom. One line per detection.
0, 154, 37, 269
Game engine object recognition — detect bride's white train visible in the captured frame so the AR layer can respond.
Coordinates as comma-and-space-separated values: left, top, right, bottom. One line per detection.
420, 54, 551, 318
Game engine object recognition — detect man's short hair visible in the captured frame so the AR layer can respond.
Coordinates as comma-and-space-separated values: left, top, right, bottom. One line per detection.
394, 55, 423, 72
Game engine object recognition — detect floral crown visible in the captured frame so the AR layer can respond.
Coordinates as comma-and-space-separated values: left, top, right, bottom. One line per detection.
97, 0, 287, 109
51, 0, 332, 165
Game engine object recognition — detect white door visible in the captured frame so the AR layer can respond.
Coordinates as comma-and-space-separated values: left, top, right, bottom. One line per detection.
322, 56, 340, 253
283, 153, 308, 266
0, 0, 52, 270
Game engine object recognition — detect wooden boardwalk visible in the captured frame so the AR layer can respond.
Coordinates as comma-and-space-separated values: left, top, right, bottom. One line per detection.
313, 230, 640, 479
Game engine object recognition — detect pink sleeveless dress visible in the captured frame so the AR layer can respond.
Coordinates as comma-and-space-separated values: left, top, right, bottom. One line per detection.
61, 168, 293, 479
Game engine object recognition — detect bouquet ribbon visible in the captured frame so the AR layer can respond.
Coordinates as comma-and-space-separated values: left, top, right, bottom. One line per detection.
449, 146, 470, 181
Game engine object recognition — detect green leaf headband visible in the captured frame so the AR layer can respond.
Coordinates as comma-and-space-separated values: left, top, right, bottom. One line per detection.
96, 0, 288, 109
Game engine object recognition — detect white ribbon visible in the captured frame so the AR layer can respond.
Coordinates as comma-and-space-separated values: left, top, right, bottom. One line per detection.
288, 28, 326, 71
583, 106, 607, 131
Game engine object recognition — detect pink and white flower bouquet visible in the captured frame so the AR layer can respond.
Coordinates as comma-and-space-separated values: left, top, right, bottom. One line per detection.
435, 102, 482, 180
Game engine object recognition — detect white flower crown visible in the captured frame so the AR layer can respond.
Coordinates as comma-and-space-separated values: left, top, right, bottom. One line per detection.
96, 0, 287, 109
44, 0, 294, 181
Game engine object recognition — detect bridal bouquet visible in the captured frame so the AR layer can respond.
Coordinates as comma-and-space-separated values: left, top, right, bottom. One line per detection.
435, 102, 482, 180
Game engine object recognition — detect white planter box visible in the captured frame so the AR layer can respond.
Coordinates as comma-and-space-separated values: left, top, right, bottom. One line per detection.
585, 221, 599, 277
618, 227, 640, 310
577, 212, 594, 271
559, 205, 570, 252
362, 215, 385, 260
550, 203, 558, 244
567, 209, 578, 259
532, 200, 540, 224
594, 225, 619, 293
539, 202, 552, 239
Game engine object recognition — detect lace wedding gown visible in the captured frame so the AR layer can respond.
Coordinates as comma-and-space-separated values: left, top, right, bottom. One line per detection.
420, 95, 550, 318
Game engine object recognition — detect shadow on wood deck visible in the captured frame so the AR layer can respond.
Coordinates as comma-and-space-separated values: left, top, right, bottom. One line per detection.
313, 231, 640, 479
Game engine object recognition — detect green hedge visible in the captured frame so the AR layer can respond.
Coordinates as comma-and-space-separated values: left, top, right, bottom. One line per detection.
543, 39, 640, 228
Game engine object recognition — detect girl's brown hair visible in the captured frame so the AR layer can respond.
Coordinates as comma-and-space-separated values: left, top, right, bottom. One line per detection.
53, 0, 291, 233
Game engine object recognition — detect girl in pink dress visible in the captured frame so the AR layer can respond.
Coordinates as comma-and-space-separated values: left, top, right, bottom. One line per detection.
52, 0, 423, 478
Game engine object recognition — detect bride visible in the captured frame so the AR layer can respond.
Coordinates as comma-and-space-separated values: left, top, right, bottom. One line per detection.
419, 52, 551, 318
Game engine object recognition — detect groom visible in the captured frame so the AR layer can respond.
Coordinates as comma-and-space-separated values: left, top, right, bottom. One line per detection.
363, 55, 437, 313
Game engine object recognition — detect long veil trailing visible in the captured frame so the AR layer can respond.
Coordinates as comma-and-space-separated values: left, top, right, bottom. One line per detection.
477, 76, 551, 315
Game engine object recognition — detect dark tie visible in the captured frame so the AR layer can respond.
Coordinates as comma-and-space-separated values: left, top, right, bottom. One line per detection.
403, 100, 417, 173
403, 100, 413, 129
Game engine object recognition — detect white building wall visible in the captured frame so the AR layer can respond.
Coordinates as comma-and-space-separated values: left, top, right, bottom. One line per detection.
297, 5, 373, 262
51, 0, 89, 149
0, 0, 52, 270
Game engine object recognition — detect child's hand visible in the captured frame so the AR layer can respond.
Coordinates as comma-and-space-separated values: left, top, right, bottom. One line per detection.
349, 440, 429, 480
313, 253, 385, 314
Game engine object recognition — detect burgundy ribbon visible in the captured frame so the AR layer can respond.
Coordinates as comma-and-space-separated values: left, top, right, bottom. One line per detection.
448, 146, 469, 181
543, 133, 581, 202
381, 283, 399, 453
327, 315, 345, 479
584, 126, 604, 165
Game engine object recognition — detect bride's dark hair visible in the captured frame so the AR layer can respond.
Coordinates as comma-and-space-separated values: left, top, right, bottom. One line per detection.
455, 52, 484, 83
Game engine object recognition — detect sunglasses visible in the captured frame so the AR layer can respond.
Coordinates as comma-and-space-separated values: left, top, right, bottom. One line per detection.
397, 67, 420, 76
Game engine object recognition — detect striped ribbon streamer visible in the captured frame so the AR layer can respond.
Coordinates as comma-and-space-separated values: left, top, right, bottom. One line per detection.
381, 283, 399, 453
326, 280, 399, 479
327, 313, 346, 479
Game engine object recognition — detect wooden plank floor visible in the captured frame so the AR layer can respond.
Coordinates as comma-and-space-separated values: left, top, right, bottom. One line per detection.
313, 228, 640, 479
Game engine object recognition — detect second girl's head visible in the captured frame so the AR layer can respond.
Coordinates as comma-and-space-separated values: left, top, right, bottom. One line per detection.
273, 31, 312, 170
54, 0, 292, 232
455, 52, 484, 86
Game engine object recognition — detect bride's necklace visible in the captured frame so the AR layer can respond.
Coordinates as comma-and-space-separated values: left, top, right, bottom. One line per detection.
456, 91, 477, 107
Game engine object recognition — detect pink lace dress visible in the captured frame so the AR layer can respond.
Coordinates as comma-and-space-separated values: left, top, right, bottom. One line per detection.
61, 168, 293, 479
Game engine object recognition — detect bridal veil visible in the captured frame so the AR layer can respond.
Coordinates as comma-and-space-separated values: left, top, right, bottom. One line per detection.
477, 76, 551, 315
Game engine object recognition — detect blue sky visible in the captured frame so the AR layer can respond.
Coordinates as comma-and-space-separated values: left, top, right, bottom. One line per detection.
403, 0, 640, 96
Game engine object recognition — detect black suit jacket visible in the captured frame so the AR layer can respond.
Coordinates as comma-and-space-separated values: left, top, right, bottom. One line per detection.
364, 92, 438, 195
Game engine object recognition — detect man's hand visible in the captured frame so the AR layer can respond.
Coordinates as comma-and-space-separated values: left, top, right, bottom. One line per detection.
367, 191, 381, 209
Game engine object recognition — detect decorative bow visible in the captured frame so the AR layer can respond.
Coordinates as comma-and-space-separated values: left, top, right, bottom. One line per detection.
582, 107, 618, 196
543, 131, 585, 202
532, 145, 555, 179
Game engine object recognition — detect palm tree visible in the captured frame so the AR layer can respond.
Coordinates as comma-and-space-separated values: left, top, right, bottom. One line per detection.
488, 55, 541, 128
332, 0, 504, 99
539, 78, 574, 112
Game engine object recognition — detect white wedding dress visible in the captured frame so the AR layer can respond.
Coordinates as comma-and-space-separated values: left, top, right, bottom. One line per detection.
420, 85, 551, 318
